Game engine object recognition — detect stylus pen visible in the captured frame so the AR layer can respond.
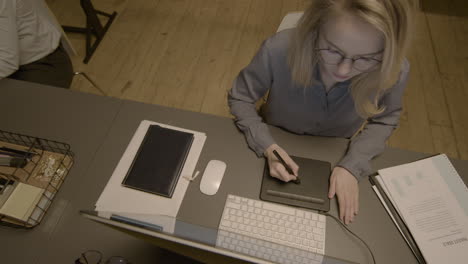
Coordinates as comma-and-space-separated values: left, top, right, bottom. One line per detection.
272, 150, 301, 184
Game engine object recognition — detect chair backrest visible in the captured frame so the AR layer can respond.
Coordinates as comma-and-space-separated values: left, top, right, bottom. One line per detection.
277, 12, 304, 32
32, 0, 77, 56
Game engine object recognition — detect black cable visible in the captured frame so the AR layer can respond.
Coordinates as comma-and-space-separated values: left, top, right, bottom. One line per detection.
324, 213, 376, 264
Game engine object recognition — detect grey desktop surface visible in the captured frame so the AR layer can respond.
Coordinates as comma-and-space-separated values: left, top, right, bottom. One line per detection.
1, 79, 467, 264
0, 79, 162, 264
93, 98, 424, 263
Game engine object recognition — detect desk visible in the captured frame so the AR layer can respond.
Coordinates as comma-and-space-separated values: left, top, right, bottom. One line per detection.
1, 79, 467, 263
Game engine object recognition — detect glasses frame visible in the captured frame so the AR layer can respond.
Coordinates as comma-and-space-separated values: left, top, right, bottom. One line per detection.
315, 48, 382, 73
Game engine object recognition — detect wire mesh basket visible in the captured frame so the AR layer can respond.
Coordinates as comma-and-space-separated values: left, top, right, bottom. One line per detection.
0, 129, 74, 228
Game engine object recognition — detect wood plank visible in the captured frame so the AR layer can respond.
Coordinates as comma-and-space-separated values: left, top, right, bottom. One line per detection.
411, 12, 452, 127
179, 0, 251, 116
118, 0, 189, 103
431, 124, 459, 159
425, 0, 468, 159
102, 0, 170, 97
387, 51, 435, 155
387, 10, 459, 158
279, 0, 302, 17
150, 0, 219, 110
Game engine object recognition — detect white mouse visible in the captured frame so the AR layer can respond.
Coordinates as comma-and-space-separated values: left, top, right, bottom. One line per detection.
200, 160, 226, 195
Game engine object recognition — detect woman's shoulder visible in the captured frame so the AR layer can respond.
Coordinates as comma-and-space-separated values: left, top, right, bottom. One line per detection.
262, 28, 295, 54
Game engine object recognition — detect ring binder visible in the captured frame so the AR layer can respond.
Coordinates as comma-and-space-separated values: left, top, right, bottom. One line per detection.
371, 154, 468, 263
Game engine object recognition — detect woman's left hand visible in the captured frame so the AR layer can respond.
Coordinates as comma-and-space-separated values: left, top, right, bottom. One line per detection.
328, 167, 359, 225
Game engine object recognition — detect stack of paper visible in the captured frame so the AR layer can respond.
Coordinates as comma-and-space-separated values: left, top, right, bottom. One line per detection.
0, 182, 44, 222
372, 154, 468, 263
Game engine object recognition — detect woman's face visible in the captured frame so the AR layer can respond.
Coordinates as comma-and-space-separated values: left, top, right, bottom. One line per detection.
317, 12, 384, 83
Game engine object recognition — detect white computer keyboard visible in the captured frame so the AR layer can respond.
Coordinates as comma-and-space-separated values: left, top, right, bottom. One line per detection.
217, 194, 326, 256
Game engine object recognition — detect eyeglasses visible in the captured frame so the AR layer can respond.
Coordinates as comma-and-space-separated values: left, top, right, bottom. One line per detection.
75, 250, 131, 264
316, 48, 382, 72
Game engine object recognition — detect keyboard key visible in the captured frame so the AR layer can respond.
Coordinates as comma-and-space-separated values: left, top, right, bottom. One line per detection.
312, 214, 318, 221
221, 220, 231, 227
319, 215, 326, 222
296, 210, 304, 218
227, 202, 241, 210
313, 227, 322, 235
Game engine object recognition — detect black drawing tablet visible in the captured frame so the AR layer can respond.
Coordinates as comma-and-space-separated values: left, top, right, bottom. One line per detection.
260, 156, 331, 212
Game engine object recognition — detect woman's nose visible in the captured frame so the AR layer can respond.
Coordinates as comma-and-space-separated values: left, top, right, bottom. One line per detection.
336, 58, 353, 76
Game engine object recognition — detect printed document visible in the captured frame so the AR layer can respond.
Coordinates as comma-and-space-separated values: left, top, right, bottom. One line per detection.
377, 154, 468, 263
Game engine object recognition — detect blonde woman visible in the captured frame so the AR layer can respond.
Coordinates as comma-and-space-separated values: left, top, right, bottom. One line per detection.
228, 0, 416, 224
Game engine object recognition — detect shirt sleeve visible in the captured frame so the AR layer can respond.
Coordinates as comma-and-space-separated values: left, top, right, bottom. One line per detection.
0, 0, 20, 79
228, 40, 276, 157
337, 60, 409, 180
337, 60, 410, 181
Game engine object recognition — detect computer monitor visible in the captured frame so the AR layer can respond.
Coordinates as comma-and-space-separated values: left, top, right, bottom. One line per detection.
80, 210, 358, 264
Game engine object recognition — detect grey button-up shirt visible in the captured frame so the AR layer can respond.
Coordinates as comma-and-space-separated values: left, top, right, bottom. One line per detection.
228, 29, 409, 181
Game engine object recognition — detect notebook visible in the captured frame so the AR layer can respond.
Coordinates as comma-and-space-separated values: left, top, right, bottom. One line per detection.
260, 155, 331, 212
122, 124, 194, 198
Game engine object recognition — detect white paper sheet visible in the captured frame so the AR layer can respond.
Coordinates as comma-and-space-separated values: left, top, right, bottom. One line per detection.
378, 154, 468, 263
95, 120, 206, 217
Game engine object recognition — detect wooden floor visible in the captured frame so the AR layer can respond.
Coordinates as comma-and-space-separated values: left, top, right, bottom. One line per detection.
46, 0, 468, 161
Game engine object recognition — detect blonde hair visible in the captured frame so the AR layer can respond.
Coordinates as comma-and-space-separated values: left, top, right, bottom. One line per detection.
288, 0, 417, 117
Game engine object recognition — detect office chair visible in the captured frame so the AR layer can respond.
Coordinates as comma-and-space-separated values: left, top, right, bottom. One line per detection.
277, 11, 304, 32
35, 0, 107, 96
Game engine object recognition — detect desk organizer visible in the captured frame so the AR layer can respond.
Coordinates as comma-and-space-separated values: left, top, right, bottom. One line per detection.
0, 130, 74, 228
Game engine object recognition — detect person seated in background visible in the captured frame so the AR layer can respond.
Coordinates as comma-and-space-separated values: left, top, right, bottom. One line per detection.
0, 0, 73, 88
228, 0, 416, 224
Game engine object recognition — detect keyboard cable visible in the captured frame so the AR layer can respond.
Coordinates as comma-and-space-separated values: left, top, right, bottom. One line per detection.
324, 212, 376, 264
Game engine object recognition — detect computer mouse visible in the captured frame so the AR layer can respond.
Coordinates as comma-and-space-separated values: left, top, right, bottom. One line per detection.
200, 160, 227, 195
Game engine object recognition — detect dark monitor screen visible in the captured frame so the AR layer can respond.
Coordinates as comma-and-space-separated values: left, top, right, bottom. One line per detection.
80, 210, 358, 264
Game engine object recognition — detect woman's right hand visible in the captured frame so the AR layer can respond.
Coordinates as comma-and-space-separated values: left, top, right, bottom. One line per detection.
264, 144, 299, 182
